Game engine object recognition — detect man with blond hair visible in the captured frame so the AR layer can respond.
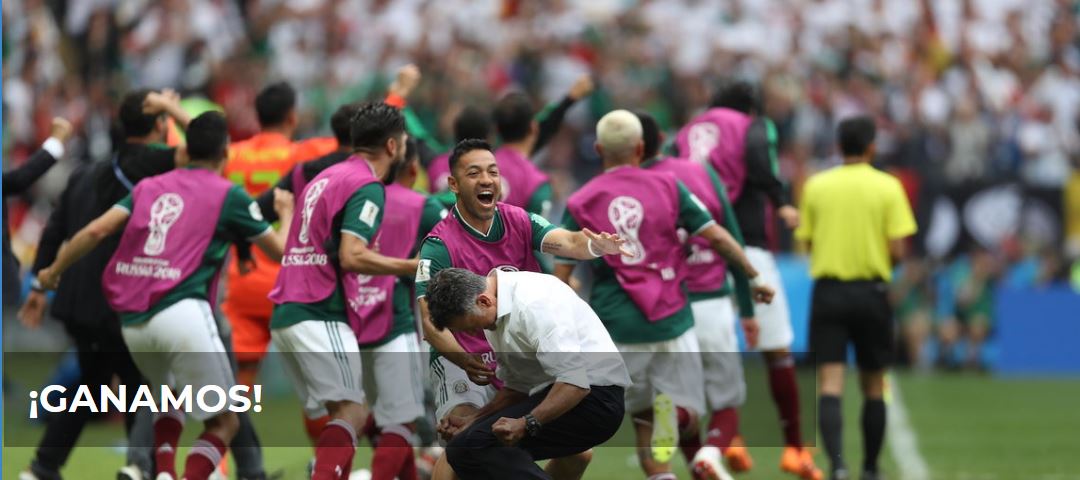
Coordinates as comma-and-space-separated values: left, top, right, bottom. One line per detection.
555, 110, 774, 480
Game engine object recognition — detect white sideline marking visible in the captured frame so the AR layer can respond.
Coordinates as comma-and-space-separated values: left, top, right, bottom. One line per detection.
888, 375, 930, 480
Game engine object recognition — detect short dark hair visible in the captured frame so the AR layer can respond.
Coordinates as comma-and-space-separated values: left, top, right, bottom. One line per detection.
710, 80, 758, 114
837, 116, 877, 157
454, 106, 490, 142
119, 89, 160, 137
634, 109, 661, 160
350, 102, 406, 151
448, 138, 493, 173
255, 82, 296, 127
186, 111, 229, 162
330, 102, 361, 146
492, 92, 534, 143
426, 268, 487, 330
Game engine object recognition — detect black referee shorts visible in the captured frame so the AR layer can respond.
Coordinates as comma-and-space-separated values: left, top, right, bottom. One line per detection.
809, 278, 894, 371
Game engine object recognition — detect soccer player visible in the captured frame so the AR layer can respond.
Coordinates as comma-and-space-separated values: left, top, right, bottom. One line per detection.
796, 117, 916, 480
268, 102, 416, 480
675, 81, 818, 478
342, 138, 446, 480
554, 110, 773, 480
36, 112, 291, 480
635, 110, 758, 480
491, 74, 594, 218
415, 138, 628, 480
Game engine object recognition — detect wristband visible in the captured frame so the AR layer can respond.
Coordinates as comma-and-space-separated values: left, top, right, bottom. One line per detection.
30, 277, 45, 293
586, 238, 602, 258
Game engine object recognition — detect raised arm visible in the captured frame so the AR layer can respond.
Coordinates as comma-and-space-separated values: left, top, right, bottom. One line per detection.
3, 118, 71, 195
533, 74, 594, 155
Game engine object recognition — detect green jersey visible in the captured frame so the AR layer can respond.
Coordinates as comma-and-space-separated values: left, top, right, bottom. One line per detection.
115, 179, 271, 326
364, 195, 448, 347
415, 205, 557, 299
270, 183, 384, 329
558, 180, 715, 343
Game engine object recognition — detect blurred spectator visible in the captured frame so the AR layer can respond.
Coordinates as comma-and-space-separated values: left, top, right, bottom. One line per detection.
891, 258, 935, 370
936, 248, 1001, 371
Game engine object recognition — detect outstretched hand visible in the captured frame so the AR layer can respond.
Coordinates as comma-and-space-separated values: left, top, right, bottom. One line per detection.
582, 228, 633, 258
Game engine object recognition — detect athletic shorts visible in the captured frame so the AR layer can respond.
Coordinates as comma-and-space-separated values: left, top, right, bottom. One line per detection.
272, 320, 365, 418
746, 247, 794, 351
122, 299, 236, 422
809, 279, 895, 370
430, 353, 497, 422
691, 297, 746, 411
617, 329, 705, 418
361, 332, 426, 426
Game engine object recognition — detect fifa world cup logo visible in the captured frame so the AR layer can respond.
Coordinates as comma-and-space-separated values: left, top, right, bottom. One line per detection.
299, 179, 330, 245
687, 123, 719, 166
144, 193, 185, 256
607, 196, 646, 265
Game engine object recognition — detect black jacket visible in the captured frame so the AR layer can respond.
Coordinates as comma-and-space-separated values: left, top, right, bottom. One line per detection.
31, 162, 120, 329
33, 142, 175, 328
3, 148, 58, 305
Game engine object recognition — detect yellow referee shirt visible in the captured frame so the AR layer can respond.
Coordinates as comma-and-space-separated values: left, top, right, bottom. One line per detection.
795, 163, 917, 281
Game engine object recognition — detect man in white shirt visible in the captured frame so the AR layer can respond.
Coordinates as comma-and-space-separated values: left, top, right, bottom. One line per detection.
425, 268, 631, 480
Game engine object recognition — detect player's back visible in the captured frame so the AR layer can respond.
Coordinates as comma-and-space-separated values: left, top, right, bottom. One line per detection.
226, 132, 295, 196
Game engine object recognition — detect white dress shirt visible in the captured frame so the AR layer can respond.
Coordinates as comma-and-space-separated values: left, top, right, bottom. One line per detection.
485, 270, 631, 396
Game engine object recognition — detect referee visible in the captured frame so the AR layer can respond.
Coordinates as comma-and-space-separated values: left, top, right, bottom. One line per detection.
795, 116, 916, 480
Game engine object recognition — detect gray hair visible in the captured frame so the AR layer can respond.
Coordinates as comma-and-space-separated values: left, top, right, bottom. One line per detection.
426, 268, 487, 330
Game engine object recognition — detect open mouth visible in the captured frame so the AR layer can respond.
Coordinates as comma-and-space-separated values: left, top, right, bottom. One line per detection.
476, 190, 496, 207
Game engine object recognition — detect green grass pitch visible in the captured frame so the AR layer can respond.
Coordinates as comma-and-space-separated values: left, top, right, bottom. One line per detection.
6, 371, 1079, 479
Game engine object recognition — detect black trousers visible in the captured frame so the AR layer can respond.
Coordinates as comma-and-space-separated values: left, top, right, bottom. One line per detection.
31, 323, 146, 478
447, 385, 624, 480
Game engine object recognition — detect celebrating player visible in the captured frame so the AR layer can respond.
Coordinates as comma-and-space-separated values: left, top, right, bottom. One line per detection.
634, 110, 760, 480
341, 138, 446, 480
37, 112, 291, 480
416, 138, 628, 480
554, 110, 773, 480
267, 102, 416, 480
675, 81, 820, 478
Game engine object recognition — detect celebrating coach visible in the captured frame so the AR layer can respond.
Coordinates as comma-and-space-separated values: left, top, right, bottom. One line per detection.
426, 268, 631, 479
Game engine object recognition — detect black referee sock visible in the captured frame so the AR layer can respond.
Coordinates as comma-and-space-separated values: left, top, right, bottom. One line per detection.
861, 399, 886, 474
819, 395, 844, 473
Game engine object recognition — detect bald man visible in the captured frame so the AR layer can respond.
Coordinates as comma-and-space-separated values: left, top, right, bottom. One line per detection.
554, 110, 774, 480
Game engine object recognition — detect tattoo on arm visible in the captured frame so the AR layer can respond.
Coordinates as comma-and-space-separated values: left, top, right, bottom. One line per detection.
542, 241, 562, 253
